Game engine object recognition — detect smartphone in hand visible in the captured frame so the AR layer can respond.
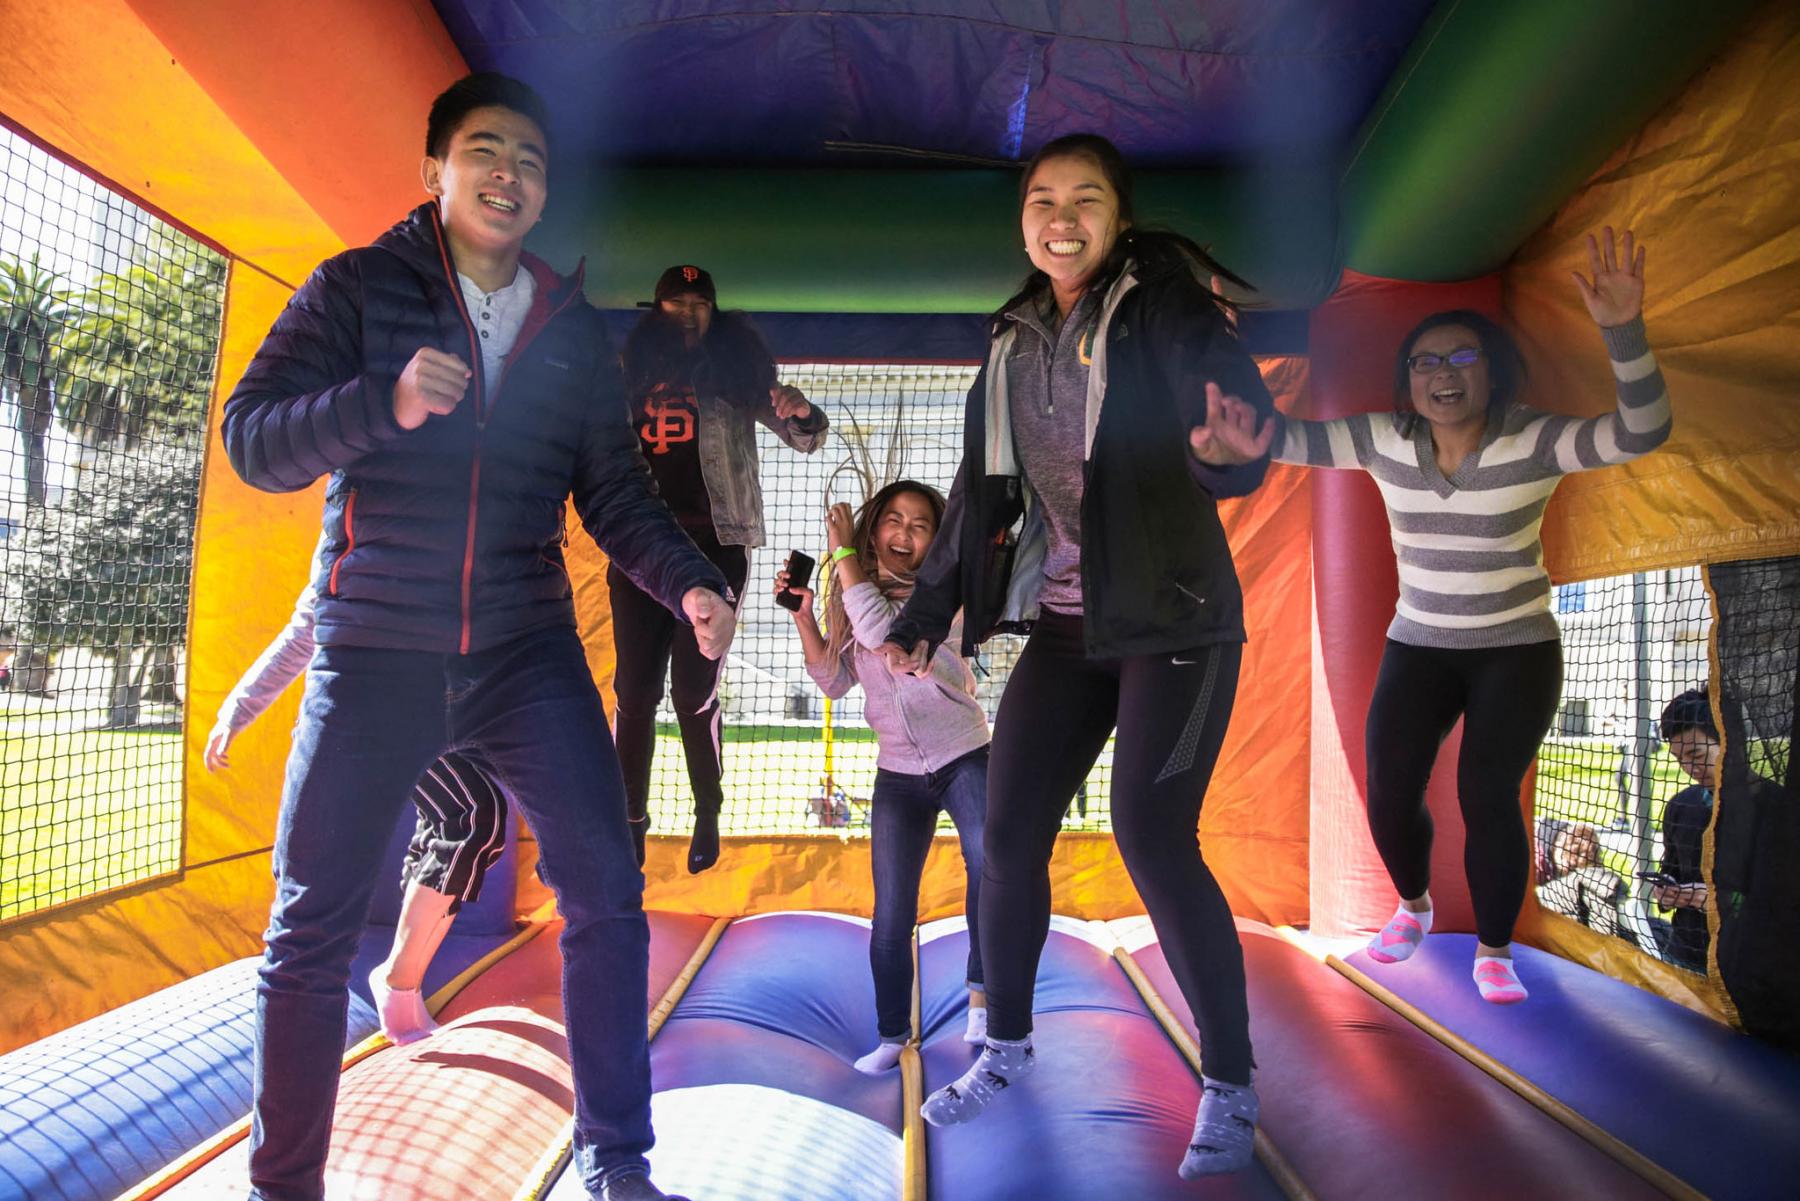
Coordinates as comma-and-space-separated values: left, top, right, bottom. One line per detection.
776, 550, 816, 611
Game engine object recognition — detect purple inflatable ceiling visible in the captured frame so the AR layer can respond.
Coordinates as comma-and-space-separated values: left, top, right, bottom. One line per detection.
430, 1, 1438, 168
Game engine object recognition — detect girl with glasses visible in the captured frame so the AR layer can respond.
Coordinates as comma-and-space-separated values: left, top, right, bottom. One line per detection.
1268, 228, 1671, 1003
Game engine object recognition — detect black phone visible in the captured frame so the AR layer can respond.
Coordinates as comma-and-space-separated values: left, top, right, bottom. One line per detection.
1635, 870, 1674, 885
776, 550, 816, 611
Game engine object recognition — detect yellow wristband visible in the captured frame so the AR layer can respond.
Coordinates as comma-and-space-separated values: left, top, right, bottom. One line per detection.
829, 546, 857, 563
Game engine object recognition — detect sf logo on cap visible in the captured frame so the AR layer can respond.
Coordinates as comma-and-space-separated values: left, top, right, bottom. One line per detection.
681, 266, 700, 283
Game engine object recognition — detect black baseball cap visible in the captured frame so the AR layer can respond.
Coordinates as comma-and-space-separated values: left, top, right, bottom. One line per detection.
649, 264, 716, 305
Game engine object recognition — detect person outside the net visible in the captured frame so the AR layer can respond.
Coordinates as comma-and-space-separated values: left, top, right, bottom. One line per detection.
1533, 820, 1625, 939
776, 481, 990, 1076
611, 264, 828, 876
1270, 228, 1672, 1004
877, 132, 1279, 1180
219, 72, 725, 1201
205, 576, 508, 1046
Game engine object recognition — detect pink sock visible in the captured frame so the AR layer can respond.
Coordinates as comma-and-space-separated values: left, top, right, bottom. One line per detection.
1366, 904, 1431, 964
1473, 954, 1528, 1004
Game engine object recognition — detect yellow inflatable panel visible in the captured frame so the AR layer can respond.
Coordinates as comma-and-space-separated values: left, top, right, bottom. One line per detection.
1510, 1, 1800, 578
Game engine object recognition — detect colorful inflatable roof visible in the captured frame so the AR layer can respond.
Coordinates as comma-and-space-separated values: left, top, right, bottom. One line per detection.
432, 0, 1439, 167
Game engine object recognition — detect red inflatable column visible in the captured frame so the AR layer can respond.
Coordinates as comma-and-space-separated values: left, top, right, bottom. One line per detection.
1306, 269, 1504, 938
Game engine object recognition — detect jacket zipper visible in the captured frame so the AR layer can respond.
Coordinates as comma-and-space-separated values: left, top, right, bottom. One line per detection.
327, 487, 358, 596
429, 207, 581, 653
428, 212, 486, 654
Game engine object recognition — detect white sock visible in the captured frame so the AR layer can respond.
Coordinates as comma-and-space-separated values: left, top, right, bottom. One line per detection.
1366, 902, 1432, 964
369, 968, 439, 1045
920, 1035, 1035, 1126
1179, 1076, 1259, 1178
854, 1039, 906, 1074
963, 1005, 989, 1045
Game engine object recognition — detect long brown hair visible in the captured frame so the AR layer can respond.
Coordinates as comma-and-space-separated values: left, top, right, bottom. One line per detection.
822, 480, 946, 670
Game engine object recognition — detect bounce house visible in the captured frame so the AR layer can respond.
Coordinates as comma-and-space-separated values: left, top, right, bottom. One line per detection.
2, 2, 1798, 1198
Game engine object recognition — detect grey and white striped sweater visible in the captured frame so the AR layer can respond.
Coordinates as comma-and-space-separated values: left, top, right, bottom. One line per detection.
1274, 317, 1672, 649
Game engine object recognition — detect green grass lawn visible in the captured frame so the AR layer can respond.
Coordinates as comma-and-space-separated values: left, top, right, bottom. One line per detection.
0, 705, 1703, 920
642, 721, 1113, 835
0, 719, 183, 919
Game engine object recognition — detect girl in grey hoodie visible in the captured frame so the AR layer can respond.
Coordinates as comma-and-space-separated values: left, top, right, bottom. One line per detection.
775, 481, 990, 1073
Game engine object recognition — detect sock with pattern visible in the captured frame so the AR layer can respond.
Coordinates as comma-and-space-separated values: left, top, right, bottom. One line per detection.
1178, 1076, 1259, 1178
1473, 953, 1528, 1004
920, 1035, 1034, 1126
1366, 902, 1432, 964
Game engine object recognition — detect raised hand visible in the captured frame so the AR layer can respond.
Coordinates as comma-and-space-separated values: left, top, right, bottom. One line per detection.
826, 502, 856, 554
1570, 226, 1646, 327
771, 383, 813, 421
682, 587, 738, 661
773, 568, 815, 616
394, 347, 471, 430
1188, 383, 1273, 466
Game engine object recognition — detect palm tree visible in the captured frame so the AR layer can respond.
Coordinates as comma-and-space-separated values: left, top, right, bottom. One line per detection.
56, 248, 225, 449
0, 253, 74, 507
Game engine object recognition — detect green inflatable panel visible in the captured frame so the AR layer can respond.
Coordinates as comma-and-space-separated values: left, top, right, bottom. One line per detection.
1342, 0, 1760, 281
535, 163, 1340, 313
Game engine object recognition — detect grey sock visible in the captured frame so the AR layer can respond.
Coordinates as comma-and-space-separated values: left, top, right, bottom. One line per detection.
1178, 1076, 1259, 1178
919, 1035, 1035, 1126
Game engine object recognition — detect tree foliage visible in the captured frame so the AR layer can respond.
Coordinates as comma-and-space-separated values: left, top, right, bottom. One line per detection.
56, 243, 226, 448
4, 435, 202, 655
0, 253, 75, 506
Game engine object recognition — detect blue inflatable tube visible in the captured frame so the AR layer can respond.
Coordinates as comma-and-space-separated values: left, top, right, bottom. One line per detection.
1340, 933, 1800, 1201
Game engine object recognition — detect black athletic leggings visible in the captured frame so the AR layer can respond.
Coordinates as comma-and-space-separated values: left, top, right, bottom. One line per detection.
981, 611, 1252, 1084
608, 529, 748, 823
1365, 638, 1562, 948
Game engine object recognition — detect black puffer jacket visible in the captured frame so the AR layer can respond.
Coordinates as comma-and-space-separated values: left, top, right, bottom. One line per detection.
888, 255, 1274, 659
222, 203, 726, 654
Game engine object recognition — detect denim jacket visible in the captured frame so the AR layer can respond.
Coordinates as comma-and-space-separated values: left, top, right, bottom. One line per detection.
697, 389, 828, 548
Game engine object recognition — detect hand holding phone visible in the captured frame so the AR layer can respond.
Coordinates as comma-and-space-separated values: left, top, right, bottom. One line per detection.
776, 550, 816, 611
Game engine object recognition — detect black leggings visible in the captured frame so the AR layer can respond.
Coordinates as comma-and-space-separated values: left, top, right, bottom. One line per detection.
1365, 638, 1562, 948
981, 611, 1251, 1083
608, 530, 748, 822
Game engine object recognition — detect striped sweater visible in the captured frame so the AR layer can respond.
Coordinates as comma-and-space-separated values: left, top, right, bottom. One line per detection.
1274, 317, 1672, 649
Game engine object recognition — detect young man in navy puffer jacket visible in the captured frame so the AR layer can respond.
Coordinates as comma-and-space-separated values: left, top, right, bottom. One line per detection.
221, 74, 724, 1201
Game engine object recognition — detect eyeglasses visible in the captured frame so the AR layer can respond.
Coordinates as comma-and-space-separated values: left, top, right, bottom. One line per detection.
1408, 347, 1482, 373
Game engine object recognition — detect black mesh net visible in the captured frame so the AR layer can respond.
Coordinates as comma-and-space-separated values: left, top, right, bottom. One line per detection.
637, 359, 1115, 840
1705, 554, 1799, 1048
1532, 569, 1713, 968
0, 126, 219, 920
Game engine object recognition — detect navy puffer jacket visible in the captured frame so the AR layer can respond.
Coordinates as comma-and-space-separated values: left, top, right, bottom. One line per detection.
222, 203, 727, 654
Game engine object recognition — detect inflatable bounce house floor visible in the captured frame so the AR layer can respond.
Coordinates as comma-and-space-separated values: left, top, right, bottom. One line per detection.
6, 908, 1798, 1200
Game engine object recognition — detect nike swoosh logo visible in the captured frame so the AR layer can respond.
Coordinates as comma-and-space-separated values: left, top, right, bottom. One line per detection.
1171, 654, 1203, 666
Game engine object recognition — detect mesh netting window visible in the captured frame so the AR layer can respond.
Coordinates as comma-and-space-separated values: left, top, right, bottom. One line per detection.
639, 360, 1115, 839
1534, 567, 1712, 968
1, 125, 220, 920
1705, 554, 1798, 1045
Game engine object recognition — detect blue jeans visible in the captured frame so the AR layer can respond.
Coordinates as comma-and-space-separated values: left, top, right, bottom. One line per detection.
249, 626, 650, 1200
869, 746, 989, 1040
